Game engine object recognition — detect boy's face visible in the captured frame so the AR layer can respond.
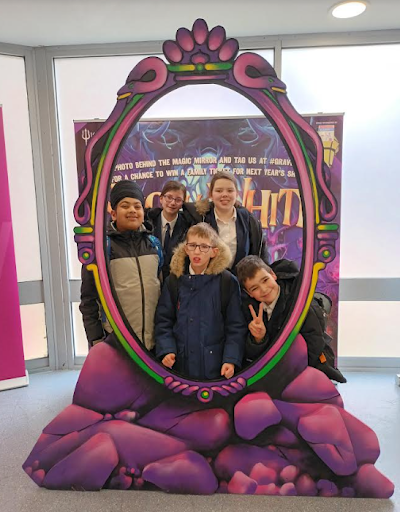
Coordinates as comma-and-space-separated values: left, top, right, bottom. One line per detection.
184, 234, 218, 274
111, 197, 144, 232
244, 268, 279, 305
160, 190, 185, 217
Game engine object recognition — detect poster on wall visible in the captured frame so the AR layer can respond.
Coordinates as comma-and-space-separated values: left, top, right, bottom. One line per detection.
0, 105, 28, 391
74, 114, 343, 354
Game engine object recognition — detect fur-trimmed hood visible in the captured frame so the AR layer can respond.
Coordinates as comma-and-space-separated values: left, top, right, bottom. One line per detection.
194, 198, 212, 218
170, 237, 232, 278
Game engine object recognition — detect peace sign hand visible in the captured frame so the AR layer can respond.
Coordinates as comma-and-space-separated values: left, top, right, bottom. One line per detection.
248, 303, 266, 343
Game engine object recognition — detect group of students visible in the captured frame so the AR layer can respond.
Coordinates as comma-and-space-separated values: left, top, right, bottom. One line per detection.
80, 171, 346, 383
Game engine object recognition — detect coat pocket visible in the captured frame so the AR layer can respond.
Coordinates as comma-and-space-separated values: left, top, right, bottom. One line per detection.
203, 342, 223, 380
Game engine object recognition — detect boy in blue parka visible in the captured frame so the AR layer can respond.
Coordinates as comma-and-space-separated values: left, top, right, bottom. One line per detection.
155, 223, 246, 380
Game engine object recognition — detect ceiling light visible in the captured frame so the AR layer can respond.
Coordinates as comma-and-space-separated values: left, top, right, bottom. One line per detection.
331, 1, 367, 19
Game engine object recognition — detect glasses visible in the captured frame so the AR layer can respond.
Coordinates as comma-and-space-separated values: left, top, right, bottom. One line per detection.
186, 243, 215, 253
163, 194, 183, 205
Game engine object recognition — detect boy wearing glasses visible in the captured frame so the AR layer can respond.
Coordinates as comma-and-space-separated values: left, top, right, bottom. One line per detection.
147, 181, 193, 281
155, 223, 246, 380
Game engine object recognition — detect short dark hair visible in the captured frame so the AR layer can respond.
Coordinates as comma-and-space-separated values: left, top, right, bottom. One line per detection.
161, 180, 187, 197
236, 256, 272, 287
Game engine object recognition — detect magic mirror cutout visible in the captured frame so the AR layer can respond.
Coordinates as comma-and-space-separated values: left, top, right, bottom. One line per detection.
73, 34, 329, 400
24, 19, 394, 497
107, 90, 306, 384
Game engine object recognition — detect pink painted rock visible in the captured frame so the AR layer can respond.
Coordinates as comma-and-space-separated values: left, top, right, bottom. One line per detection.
228, 471, 257, 494
341, 486, 356, 498
73, 342, 158, 414
282, 367, 341, 404
279, 482, 297, 496
214, 444, 289, 481
255, 483, 279, 495
138, 400, 201, 431
339, 409, 380, 465
92, 420, 187, 470
139, 399, 231, 451
109, 473, 133, 490
142, 451, 218, 494
354, 464, 395, 498
280, 335, 309, 379
279, 465, 299, 483
317, 479, 339, 497
23, 433, 62, 470
114, 410, 138, 423
234, 392, 282, 440
271, 426, 299, 447
296, 473, 317, 496
217, 481, 228, 493
29, 430, 91, 472
274, 401, 322, 430
31, 469, 45, 486
327, 395, 344, 408
298, 405, 357, 475
171, 409, 231, 450
43, 433, 118, 490
43, 404, 103, 435
249, 463, 277, 485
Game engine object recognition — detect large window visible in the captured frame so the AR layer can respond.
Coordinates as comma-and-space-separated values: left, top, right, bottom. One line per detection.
282, 44, 400, 358
282, 44, 400, 278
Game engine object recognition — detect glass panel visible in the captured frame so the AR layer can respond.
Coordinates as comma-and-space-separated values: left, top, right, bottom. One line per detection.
282, 44, 400, 278
20, 304, 48, 360
55, 55, 160, 281
71, 302, 89, 358
0, 54, 42, 282
338, 301, 400, 357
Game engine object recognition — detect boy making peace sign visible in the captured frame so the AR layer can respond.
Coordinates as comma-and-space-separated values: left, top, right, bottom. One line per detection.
236, 255, 346, 383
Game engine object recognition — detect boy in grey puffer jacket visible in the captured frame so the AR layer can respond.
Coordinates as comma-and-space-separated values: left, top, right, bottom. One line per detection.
79, 180, 162, 351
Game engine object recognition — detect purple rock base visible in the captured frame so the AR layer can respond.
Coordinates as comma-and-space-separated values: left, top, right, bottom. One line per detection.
23, 339, 394, 498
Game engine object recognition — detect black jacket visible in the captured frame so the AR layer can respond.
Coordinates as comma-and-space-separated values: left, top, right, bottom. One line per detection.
155, 239, 246, 380
241, 259, 325, 367
183, 200, 269, 273
146, 207, 193, 281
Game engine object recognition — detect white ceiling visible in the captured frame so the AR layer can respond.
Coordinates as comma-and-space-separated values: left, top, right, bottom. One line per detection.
0, 0, 399, 47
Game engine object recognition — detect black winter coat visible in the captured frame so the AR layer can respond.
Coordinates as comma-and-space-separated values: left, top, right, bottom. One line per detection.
155, 237, 247, 380
242, 259, 325, 367
146, 207, 193, 281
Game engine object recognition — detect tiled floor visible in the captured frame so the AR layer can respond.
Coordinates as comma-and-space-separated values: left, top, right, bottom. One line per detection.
0, 370, 398, 512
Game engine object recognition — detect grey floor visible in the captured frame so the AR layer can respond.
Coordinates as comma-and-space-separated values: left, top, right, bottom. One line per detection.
0, 371, 399, 512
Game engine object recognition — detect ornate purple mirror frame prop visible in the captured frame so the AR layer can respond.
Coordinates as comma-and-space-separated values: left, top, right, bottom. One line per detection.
23, 20, 394, 498
73, 18, 337, 403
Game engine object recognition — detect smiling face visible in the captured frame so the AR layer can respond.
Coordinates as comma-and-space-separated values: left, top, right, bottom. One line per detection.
159, 189, 185, 219
111, 197, 144, 232
184, 234, 218, 274
244, 268, 279, 305
210, 178, 238, 213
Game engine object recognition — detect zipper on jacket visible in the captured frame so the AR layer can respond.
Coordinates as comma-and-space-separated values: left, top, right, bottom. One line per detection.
131, 235, 146, 344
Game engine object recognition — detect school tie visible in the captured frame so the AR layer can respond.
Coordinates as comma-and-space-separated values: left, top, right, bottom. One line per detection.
164, 223, 171, 254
